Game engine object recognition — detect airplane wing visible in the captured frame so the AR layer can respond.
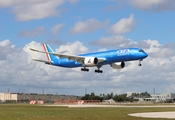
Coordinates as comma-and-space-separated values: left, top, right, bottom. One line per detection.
28, 47, 106, 64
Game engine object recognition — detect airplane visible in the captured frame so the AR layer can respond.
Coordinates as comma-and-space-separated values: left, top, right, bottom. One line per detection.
28, 44, 148, 73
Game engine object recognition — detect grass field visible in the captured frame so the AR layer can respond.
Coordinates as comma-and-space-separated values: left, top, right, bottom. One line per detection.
0, 104, 175, 120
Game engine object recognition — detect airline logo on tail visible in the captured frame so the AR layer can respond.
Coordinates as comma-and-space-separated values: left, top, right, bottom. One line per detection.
42, 44, 58, 64
42, 44, 51, 62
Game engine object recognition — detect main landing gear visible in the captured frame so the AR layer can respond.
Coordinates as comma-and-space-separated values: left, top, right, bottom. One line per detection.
139, 59, 142, 66
95, 69, 103, 73
81, 67, 89, 72
81, 66, 103, 73
95, 66, 103, 73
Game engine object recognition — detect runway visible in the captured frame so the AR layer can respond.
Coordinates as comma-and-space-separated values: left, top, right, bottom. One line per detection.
46, 104, 175, 108
45, 104, 175, 119
128, 111, 175, 119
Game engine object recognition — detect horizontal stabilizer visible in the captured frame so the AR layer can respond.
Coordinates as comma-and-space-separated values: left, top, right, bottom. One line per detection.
29, 47, 46, 54
32, 59, 52, 64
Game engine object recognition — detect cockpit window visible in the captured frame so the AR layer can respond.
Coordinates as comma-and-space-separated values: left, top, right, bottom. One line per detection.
139, 49, 144, 52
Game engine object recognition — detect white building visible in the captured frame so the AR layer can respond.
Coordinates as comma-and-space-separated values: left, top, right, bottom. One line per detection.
146, 93, 175, 102
0, 93, 17, 101
126, 92, 175, 103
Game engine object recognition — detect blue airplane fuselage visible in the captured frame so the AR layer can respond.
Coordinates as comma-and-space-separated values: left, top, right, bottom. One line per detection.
50, 48, 148, 68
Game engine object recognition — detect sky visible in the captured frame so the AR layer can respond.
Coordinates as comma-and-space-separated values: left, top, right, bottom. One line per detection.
1, 0, 175, 96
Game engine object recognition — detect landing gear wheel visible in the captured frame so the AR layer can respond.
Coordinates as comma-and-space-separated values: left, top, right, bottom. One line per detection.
81, 68, 89, 72
95, 65, 103, 73
95, 70, 103, 73
138, 60, 142, 66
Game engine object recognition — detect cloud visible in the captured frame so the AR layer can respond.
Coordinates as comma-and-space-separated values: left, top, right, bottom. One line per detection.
120, 0, 175, 12
104, 2, 125, 12
45, 39, 63, 46
104, 4, 120, 11
1, 39, 175, 95
0, 39, 16, 60
89, 35, 129, 47
0, 39, 12, 46
69, 18, 107, 34
68, 0, 79, 4
18, 26, 45, 37
89, 35, 151, 49
105, 0, 175, 13
25, 41, 46, 60
51, 23, 65, 35
0, 0, 19, 7
0, 0, 78, 21
0, 40, 91, 94
145, 40, 175, 58
56, 41, 89, 55
107, 14, 136, 34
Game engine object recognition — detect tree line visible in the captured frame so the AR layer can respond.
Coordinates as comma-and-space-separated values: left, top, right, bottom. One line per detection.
81, 92, 151, 102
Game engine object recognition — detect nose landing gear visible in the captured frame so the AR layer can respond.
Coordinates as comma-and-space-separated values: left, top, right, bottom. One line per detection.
139, 59, 142, 66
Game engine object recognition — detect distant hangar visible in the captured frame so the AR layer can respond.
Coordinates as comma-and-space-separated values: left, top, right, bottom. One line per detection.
0, 92, 80, 103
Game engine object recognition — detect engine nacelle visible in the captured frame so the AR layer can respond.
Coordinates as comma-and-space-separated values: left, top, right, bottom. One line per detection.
111, 62, 125, 69
84, 57, 98, 66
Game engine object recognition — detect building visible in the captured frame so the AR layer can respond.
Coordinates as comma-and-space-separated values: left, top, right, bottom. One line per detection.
126, 92, 148, 102
0, 92, 80, 103
126, 92, 175, 103
146, 93, 175, 102
0, 92, 17, 101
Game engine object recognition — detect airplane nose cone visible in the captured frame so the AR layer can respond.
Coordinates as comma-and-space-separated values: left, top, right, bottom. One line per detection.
144, 52, 148, 58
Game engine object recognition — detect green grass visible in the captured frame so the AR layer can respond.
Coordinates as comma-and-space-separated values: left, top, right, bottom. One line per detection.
0, 104, 175, 120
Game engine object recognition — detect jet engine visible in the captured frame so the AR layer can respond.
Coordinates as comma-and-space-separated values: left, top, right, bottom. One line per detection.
84, 57, 98, 66
111, 62, 125, 69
